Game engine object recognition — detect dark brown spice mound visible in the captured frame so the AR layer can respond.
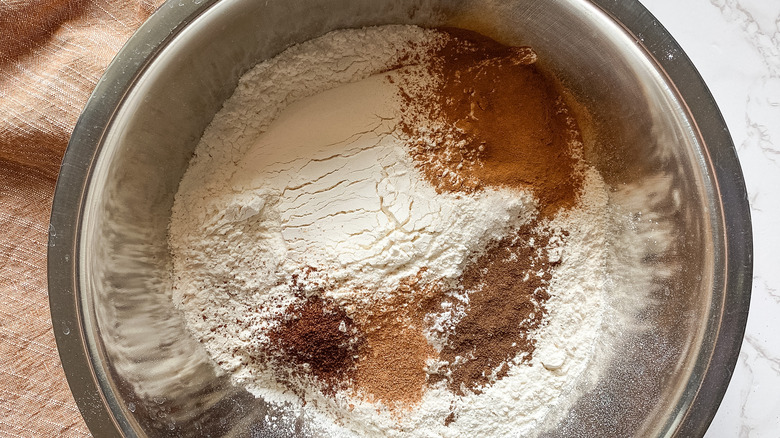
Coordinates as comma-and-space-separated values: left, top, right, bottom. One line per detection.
267, 295, 362, 393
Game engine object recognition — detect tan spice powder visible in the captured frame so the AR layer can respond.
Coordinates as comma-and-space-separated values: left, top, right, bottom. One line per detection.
352, 271, 444, 408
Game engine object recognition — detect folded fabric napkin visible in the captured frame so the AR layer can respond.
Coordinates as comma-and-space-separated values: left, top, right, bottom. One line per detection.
1, 0, 162, 434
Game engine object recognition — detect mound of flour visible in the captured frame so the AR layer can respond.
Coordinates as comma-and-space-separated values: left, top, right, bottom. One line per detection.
169, 25, 620, 437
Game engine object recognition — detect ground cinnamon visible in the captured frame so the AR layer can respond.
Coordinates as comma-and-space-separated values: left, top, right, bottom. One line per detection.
399, 28, 584, 218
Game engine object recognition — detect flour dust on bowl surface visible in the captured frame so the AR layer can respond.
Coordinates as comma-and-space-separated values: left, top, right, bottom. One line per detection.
48, 0, 751, 437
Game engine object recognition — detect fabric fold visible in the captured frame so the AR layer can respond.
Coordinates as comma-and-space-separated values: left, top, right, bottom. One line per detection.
0, 0, 163, 434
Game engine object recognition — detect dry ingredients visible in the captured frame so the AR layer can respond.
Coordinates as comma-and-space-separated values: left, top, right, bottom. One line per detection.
170, 25, 614, 437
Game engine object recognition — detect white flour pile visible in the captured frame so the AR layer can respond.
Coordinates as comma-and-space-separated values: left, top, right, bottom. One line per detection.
169, 25, 623, 437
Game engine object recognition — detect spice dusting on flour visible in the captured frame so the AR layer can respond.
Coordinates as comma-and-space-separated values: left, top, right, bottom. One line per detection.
169, 25, 616, 437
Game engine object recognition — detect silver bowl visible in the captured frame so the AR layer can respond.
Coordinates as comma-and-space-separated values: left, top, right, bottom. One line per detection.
48, 0, 752, 436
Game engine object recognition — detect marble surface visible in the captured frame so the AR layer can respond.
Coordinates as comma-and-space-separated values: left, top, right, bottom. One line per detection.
639, 0, 780, 436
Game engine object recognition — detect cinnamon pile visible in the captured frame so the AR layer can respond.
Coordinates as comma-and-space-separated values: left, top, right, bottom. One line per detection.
399, 28, 584, 219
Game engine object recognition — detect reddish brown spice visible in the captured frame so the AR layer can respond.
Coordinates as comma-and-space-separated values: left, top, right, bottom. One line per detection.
398, 28, 584, 218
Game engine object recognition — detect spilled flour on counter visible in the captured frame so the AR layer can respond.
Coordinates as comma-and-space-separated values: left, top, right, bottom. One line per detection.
169, 25, 623, 437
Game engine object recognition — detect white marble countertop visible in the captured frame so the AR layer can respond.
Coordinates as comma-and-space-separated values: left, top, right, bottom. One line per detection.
639, 0, 779, 436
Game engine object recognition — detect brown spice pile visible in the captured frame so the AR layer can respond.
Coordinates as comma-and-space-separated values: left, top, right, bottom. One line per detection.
440, 225, 565, 394
266, 294, 362, 394
352, 271, 444, 408
398, 28, 584, 218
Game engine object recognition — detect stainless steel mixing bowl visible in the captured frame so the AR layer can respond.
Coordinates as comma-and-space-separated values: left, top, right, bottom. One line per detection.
48, 0, 752, 436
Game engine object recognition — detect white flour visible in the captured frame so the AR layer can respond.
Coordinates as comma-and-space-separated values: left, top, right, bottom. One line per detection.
169, 26, 618, 437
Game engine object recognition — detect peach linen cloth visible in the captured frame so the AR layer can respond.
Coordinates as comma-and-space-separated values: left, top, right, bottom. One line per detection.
1, 0, 163, 435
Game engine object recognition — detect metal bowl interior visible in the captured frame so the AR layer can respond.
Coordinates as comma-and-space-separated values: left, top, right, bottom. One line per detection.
48, 0, 752, 436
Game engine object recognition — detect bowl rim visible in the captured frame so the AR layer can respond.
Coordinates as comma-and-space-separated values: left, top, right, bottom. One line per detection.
47, 0, 752, 436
